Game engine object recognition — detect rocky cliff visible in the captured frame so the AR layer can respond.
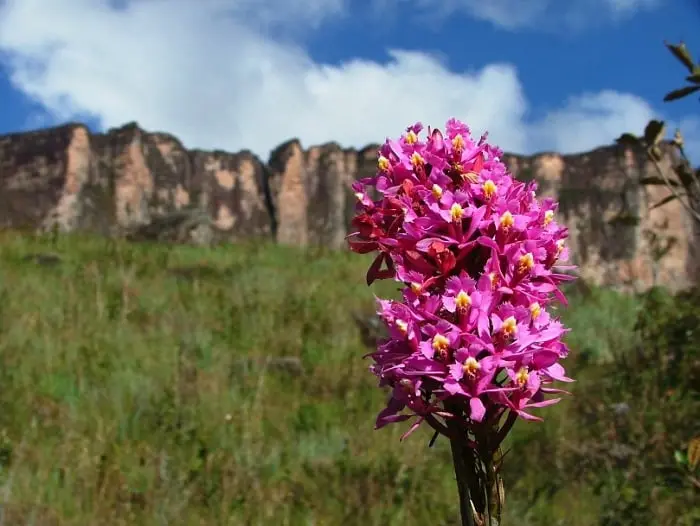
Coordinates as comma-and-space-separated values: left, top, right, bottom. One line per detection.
0, 121, 696, 291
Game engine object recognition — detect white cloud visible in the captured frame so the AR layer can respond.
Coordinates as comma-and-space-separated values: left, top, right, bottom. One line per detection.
604, 0, 661, 15
0, 0, 679, 161
376, 0, 663, 32
530, 91, 656, 153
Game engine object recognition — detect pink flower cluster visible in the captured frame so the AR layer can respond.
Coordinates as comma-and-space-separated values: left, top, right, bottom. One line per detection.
348, 119, 576, 439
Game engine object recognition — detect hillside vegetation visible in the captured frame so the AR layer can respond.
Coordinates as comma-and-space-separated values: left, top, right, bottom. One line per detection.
0, 230, 697, 525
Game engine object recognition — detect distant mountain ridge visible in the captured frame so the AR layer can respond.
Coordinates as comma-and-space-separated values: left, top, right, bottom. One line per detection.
0, 121, 696, 290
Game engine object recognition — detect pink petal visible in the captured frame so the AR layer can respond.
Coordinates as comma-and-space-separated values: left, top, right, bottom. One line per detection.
400, 418, 424, 441
544, 363, 574, 382
470, 397, 486, 422
532, 350, 560, 369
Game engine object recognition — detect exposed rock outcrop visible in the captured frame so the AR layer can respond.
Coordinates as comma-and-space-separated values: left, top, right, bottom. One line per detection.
0, 121, 696, 291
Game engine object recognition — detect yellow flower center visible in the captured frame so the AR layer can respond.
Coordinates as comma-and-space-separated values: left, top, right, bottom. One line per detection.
450, 203, 464, 222
431, 184, 443, 199
529, 302, 541, 319
455, 290, 471, 310
405, 130, 418, 144
499, 211, 514, 230
515, 367, 529, 387
410, 152, 425, 167
452, 134, 465, 151
395, 319, 408, 335
482, 180, 497, 199
518, 253, 534, 273
410, 282, 422, 294
461, 171, 479, 183
502, 316, 517, 338
462, 357, 480, 376
556, 239, 565, 256
378, 156, 390, 171
432, 333, 450, 353
544, 210, 554, 226
488, 272, 498, 289
354, 192, 365, 201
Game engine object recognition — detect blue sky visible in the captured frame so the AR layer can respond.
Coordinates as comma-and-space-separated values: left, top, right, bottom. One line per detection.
1, 0, 699, 159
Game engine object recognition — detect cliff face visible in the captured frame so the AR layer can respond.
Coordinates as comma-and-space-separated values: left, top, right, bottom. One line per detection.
0, 121, 696, 291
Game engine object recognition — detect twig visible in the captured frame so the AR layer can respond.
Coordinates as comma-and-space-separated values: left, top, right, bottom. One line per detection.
677, 145, 700, 202
688, 474, 700, 490
648, 151, 700, 224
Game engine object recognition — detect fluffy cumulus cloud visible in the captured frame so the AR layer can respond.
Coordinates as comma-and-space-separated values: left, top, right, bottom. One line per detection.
0, 0, 675, 160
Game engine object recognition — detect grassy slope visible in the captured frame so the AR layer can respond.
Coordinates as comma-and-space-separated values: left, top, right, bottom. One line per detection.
0, 231, 640, 525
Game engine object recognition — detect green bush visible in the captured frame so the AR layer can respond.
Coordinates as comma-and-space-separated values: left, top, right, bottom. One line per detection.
563, 287, 700, 525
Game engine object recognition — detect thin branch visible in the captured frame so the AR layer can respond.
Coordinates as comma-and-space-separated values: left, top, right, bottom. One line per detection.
689, 475, 700, 490
677, 145, 700, 200
648, 150, 700, 224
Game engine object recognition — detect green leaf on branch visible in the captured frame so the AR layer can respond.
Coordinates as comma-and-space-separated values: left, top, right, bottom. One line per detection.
686, 73, 700, 84
663, 85, 700, 102
644, 120, 666, 146
665, 41, 696, 73
674, 450, 688, 466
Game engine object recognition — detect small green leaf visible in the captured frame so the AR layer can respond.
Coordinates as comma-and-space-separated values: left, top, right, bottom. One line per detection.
644, 120, 666, 146
621, 486, 637, 502
674, 450, 688, 465
650, 193, 681, 210
663, 85, 700, 102
665, 41, 696, 73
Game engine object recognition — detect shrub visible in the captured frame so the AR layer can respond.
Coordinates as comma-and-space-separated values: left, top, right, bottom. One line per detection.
563, 287, 700, 525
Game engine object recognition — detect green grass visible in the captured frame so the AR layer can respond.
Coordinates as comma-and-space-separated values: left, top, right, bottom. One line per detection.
0, 230, 644, 525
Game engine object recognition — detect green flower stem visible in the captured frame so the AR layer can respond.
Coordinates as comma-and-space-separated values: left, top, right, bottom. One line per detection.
448, 422, 504, 526
450, 435, 478, 526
